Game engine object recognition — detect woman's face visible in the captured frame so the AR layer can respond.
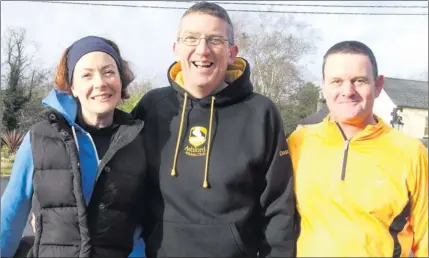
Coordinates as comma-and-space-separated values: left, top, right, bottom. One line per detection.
71, 51, 122, 117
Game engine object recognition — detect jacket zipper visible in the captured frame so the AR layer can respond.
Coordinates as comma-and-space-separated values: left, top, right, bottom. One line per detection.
336, 122, 350, 181
341, 140, 350, 180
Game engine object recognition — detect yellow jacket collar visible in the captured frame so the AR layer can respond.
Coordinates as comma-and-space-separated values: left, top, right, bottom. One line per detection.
322, 114, 392, 141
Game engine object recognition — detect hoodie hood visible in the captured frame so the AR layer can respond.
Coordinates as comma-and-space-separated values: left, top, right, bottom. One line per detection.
167, 57, 253, 107
42, 89, 80, 127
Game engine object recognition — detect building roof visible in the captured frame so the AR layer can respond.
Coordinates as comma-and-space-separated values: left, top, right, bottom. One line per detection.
383, 77, 428, 109
421, 138, 428, 148
299, 106, 329, 125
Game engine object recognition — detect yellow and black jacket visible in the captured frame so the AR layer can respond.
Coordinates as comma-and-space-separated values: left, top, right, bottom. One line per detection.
288, 115, 428, 257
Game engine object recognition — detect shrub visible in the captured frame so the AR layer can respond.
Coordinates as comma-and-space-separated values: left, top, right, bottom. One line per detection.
1, 129, 25, 153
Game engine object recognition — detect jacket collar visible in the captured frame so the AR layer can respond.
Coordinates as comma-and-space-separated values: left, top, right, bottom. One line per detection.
321, 114, 392, 142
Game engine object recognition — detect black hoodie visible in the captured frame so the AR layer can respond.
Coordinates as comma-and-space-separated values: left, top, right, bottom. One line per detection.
132, 57, 296, 257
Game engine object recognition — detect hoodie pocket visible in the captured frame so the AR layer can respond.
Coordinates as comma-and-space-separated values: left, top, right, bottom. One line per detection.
229, 223, 250, 254
146, 221, 250, 257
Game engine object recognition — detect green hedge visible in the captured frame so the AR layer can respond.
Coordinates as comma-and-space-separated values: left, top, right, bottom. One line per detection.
1, 146, 14, 176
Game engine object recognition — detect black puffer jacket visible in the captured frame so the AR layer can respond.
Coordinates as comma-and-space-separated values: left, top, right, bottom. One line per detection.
29, 108, 146, 258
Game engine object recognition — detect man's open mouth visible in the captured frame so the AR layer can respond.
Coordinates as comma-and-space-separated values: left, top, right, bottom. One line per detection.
192, 61, 213, 68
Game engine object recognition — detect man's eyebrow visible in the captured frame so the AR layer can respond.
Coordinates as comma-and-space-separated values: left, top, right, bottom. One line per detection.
353, 76, 369, 80
181, 31, 225, 36
181, 31, 199, 35
327, 77, 342, 80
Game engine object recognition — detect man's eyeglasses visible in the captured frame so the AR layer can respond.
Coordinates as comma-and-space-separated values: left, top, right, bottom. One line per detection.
178, 36, 230, 46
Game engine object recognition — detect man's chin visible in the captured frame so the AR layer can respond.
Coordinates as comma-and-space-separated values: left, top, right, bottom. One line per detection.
193, 79, 218, 89
335, 113, 371, 126
331, 109, 361, 121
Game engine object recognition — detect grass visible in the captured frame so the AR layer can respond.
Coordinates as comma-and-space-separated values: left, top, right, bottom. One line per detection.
1, 167, 12, 177
1, 148, 14, 177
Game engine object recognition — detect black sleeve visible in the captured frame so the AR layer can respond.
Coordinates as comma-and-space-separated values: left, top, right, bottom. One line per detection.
258, 104, 297, 258
130, 94, 147, 121
131, 89, 160, 246
137, 173, 151, 242
130, 94, 149, 239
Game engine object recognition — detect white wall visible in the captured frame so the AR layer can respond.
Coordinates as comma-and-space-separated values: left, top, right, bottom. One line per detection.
400, 108, 428, 139
373, 89, 428, 139
373, 89, 396, 125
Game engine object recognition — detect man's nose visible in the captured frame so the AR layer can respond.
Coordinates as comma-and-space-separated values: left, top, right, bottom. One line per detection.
195, 38, 211, 56
340, 81, 356, 97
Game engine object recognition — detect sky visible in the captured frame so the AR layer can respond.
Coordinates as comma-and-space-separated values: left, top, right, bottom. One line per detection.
1, 1, 428, 87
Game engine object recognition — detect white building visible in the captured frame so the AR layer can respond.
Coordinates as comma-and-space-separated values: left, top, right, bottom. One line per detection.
374, 77, 428, 142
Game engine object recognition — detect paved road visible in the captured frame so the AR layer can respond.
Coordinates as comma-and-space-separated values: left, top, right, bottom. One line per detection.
0, 177, 8, 196
1, 177, 34, 236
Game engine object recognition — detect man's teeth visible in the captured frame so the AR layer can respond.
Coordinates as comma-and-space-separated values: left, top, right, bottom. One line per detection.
193, 62, 213, 68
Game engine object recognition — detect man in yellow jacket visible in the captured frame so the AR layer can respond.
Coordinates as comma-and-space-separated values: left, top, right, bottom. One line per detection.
288, 40, 428, 257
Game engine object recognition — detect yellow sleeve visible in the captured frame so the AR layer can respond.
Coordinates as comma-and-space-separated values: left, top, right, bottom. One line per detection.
286, 130, 302, 171
410, 143, 428, 257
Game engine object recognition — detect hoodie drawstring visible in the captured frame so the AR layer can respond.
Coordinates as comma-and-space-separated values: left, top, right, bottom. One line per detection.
171, 93, 188, 177
170, 93, 216, 189
203, 96, 215, 188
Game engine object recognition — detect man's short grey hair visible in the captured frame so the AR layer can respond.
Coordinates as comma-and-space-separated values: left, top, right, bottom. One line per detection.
179, 1, 235, 44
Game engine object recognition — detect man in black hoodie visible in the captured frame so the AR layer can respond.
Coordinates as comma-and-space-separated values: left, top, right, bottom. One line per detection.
132, 2, 296, 257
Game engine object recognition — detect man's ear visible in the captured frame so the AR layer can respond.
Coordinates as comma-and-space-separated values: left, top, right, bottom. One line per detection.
374, 75, 384, 98
173, 41, 180, 62
228, 44, 239, 65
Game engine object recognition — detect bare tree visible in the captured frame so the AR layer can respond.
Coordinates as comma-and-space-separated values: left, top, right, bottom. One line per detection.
231, 14, 320, 133
234, 14, 317, 101
18, 69, 53, 131
1, 27, 48, 131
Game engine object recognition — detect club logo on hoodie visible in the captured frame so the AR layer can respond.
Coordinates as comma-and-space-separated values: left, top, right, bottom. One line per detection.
184, 126, 207, 156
